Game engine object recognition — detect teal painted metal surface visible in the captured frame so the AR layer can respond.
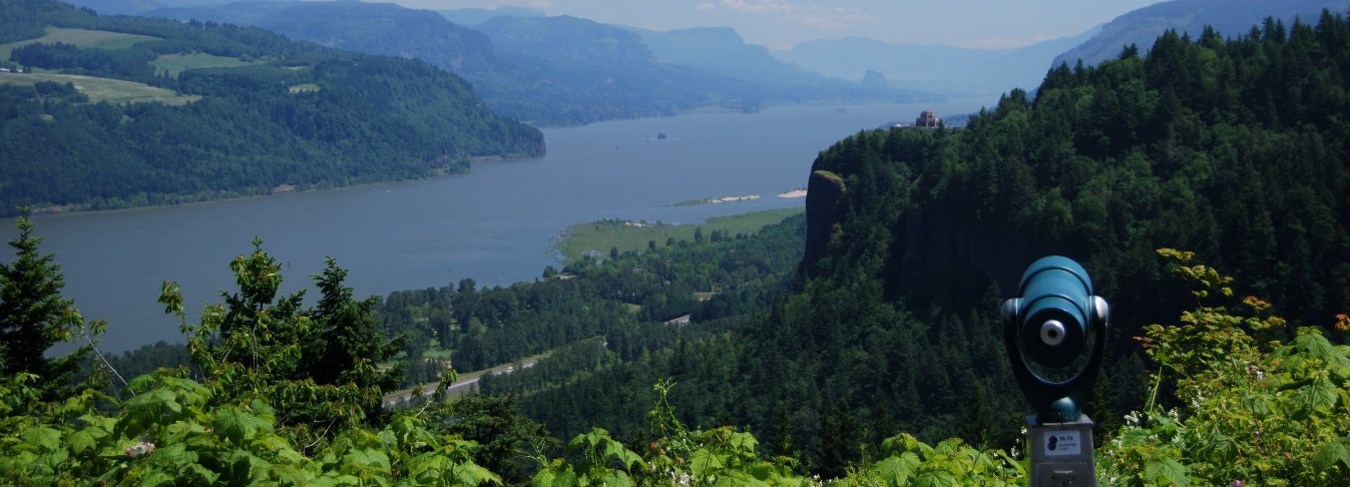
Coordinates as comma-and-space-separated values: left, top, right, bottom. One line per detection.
1002, 256, 1110, 424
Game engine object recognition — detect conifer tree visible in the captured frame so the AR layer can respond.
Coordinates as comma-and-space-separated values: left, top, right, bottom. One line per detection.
0, 212, 97, 404
304, 257, 407, 422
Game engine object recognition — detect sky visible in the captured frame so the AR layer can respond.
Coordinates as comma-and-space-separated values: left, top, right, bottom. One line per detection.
397, 0, 1164, 50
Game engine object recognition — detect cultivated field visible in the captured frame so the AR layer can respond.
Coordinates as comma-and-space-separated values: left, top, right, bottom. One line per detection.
0, 72, 200, 105
151, 52, 258, 77
0, 27, 158, 59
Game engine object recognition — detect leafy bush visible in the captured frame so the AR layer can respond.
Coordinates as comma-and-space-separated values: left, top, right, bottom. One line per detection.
1099, 249, 1350, 486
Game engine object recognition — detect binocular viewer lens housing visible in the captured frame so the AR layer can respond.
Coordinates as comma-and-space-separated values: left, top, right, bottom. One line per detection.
1003, 256, 1110, 423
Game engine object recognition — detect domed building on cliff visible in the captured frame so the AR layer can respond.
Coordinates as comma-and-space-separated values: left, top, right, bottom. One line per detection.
915, 109, 941, 128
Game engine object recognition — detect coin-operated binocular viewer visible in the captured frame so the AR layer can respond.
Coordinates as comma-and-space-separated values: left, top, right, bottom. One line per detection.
1002, 256, 1109, 487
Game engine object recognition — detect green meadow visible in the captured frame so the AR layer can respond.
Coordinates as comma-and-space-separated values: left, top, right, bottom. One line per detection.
554, 207, 803, 262
0, 27, 158, 59
0, 72, 200, 105
151, 52, 258, 77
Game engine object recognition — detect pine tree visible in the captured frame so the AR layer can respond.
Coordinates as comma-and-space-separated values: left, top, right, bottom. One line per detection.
304, 257, 407, 422
0, 212, 97, 404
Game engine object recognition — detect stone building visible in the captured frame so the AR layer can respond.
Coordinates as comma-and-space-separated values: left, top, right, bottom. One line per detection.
915, 109, 941, 128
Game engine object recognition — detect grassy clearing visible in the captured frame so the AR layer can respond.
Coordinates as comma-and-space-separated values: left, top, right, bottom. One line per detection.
288, 82, 320, 93
151, 52, 258, 77
0, 27, 158, 59
555, 206, 803, 263
0, 72, 200, 105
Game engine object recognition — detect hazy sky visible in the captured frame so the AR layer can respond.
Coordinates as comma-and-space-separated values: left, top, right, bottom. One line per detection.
398, 0, 1163, 50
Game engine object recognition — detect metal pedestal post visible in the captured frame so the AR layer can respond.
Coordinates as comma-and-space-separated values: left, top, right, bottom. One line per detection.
1027, 415, 1096, 487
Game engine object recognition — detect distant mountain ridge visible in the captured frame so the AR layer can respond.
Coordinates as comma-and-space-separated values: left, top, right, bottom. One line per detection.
623, 26, 884, 94
1053, 0, 1350, 67
147, 1, 933, 125
437, 6, 544, 27
776, 29, 1099, 96
476, 15, 658, 68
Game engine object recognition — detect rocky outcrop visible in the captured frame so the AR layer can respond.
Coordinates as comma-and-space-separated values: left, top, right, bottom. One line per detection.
799, 169, 846, 276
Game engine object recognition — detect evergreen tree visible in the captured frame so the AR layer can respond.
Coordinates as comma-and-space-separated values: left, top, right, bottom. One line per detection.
0, 212, 98, 404
304, 257, 407, 422
161, 240, 403, 447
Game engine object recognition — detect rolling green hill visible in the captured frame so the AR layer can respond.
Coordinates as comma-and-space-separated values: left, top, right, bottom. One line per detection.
0, 71, 198, 104
0, 0, 543, 216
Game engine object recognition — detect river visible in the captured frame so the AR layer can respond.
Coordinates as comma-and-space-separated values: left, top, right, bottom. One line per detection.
3, 100, 990, 353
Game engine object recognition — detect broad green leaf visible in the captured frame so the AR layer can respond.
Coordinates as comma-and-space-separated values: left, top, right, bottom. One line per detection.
871, 455, 916, 485
270, 464, 312, 486
1295, 377, 1339, 414
378, 429, 397, 448
138, 470, 176, 487
597, 470, 635, 487
341, 447, 391, 474
713, 470, 770, 487
728, 431, 758, 453
689, 448, 725, 477
914, 470, 961, 487
21, 426, 61, 451
1291, 332, 1340, 365
213, 406, 271, 444
67, 430, 95, 455
410, 452, 451, 481
453, 461, 502, 486
1144, 458, 1189, 487
1315, 438, 1350, 474
532, 463, 579, 487
180, 459, 221, 485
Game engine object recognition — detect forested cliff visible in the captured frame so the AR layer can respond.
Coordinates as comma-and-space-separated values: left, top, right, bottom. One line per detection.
0, 0, 543, 216
518, 9, 1350, 475
803, 14, 1349, 331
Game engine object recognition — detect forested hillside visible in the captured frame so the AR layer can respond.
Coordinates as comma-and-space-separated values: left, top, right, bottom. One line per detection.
1053, 0, 1350, 67
512, 9, 1350, 474
0, 0, 543, 216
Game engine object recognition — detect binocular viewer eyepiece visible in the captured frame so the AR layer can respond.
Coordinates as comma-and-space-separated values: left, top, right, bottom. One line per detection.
1003, 256, 1109, 424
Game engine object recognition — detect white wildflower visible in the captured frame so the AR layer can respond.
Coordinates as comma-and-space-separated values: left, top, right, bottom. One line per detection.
123, 441, 156, 458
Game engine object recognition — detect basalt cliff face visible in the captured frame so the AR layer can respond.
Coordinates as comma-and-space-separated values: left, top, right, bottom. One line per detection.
799, 169, 844, 275
800, 163, 1033, 301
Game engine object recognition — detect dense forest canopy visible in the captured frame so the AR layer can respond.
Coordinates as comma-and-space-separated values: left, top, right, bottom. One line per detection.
506, 8, 1350, 474
0, 0, 543, 216
2, 7, 1350, 486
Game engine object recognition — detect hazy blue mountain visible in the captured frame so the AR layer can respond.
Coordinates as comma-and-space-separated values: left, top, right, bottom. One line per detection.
60, 0, 166, 15
63, 0, 264, 15
437, 6, 543, 26
475, 15, 659, 68
1053, 0, 1350, 67
625, 26, 810, 84
145, 2, 760, 124
472, 15, 933, 120
776, 29, 1098, 96
860, 70, 888, 88
148, 1, 933, 124
621, 25, 932, 102
149, 1, 498, 71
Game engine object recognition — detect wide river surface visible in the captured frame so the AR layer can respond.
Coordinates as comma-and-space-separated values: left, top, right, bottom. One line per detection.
5, 100, 988, 353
